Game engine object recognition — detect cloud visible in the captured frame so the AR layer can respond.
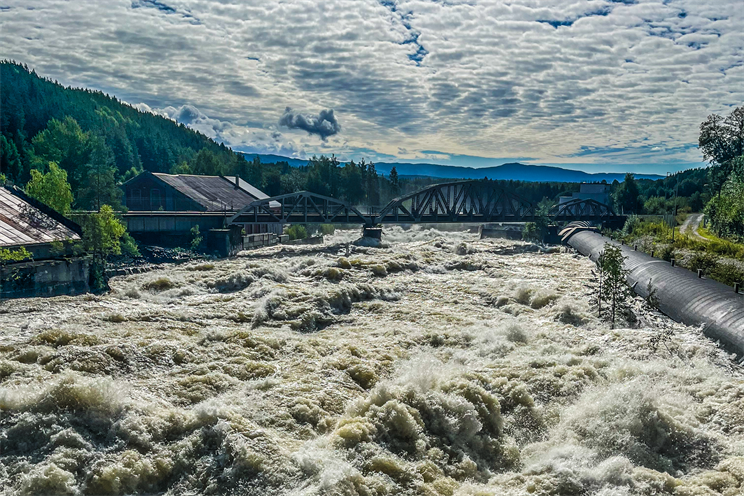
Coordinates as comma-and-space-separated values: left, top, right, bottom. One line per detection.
1, 0, 743, 173
279, 107, 341, 140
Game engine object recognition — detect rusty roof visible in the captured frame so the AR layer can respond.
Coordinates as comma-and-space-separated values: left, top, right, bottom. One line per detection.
0, 187, 81, 248
150, 173, 274, 212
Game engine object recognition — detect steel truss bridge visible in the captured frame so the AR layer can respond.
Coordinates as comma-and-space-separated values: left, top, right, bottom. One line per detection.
230, 180, 623, 227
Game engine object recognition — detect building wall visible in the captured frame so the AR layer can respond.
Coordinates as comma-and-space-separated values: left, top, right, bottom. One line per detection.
558, 184, 611, 206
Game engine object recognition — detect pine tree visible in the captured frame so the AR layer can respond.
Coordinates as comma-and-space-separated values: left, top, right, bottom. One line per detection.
597, 243, 633, 328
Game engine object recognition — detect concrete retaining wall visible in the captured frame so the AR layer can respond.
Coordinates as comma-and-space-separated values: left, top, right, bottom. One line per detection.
0, 258, 90, 298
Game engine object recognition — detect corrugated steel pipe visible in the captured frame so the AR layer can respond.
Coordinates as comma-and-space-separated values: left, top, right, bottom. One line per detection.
563, 228, 744, 357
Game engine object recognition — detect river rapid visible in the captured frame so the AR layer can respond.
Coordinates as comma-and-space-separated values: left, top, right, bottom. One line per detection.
1, 227, 743, 496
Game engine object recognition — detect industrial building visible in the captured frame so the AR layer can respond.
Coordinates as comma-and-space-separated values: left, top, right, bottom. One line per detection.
559, 182, 611, 207
0, 186, 89, 297
121, 172, 281, 253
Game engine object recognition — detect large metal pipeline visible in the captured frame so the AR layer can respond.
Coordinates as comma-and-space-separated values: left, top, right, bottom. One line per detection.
564, 229, 744, 357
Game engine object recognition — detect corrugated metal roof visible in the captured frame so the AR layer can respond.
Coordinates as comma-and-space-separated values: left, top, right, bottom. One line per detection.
0, 188, 81, 248
151, 173, 271, 212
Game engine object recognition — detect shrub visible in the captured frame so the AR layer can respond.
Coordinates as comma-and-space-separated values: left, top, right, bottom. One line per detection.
710, 262, 744, 286
0, 246, 32, 265
190, 225, 203, 251
658, 244, 675, 262
320, 224, 336, 235
120, 233, 140, 257
522, 222, 540, 242
287, 224, 308, 240
687, 252, 719, 275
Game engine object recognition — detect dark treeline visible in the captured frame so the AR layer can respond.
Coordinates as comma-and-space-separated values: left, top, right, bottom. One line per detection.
3, 61, 739, 227
629, 167, 710, 214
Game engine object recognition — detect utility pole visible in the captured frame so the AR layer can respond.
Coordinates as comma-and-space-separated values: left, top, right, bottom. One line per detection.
673, 172, 678, 241
665, 172, 677, 242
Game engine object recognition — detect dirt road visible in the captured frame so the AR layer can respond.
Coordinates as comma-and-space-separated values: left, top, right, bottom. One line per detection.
681, 213, 707, 240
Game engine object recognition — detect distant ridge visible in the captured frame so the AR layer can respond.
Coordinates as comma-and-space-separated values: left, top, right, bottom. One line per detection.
240, 153, 664, 183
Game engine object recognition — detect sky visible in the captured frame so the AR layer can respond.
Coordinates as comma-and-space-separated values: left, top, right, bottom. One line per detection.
1, 0, 742, 174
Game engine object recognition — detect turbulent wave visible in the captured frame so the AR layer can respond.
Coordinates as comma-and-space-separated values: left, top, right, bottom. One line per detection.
1, 227, 743, 495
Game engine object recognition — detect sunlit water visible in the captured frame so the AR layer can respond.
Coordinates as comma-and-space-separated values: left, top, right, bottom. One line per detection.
1, 227, 743, 495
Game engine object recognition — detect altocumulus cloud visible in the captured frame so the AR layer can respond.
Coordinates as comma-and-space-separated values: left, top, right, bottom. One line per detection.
279, 108, 341, 140
1, 0, 743, 172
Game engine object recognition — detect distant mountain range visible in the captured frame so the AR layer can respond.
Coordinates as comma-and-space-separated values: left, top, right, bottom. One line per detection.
240, 153, 663, 183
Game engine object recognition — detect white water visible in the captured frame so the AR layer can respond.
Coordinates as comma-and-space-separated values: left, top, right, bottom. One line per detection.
1, 227, 743, 495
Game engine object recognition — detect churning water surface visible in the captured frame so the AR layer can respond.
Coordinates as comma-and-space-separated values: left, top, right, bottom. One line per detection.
1, 227, 743, 495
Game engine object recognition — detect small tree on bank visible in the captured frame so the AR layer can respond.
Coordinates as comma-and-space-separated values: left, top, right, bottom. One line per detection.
597, 243, 633, 328
82, 205, 126, 291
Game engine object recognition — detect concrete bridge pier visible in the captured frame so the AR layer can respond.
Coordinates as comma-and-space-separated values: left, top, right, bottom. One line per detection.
362, 226, 382, 240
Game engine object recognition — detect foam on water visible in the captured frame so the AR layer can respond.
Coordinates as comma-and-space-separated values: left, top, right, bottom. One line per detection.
1, 228, 743, 495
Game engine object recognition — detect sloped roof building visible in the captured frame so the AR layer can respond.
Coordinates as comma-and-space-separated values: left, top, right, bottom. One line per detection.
0, 186, 82, 259
123, 172, 275, 212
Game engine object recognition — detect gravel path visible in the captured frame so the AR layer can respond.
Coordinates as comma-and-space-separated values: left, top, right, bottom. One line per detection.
681, 213, 707, 241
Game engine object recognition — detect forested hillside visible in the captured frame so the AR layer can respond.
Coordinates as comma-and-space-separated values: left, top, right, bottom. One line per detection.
1, 61, 242, 209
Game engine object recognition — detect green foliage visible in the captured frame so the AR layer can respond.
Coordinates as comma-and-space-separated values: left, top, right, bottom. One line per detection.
81, 205, 126, 292
620, 215, 641, 238
522, 198, 552, 242
82, 205, 126, 259
709, 262, 744, 287
389, 166, 399, 195
687, 252, 719, 275
192, 149, 223, 176
699, 106, 744, 193
50, 239, 84, 258
287, 224, 308, 241
0, 246, 32, 265
613, 173, 641, 214
119, 233, 140, 257
658, 244, 675, 262
0, 134, 24, 181
522, 222, 540, 242
320, 224, 336, 236
597, 243, 633, 328
190, 225, 203, 251
25, 162, 74, 214
0, 174, 6, 186
704, 169, 744, 241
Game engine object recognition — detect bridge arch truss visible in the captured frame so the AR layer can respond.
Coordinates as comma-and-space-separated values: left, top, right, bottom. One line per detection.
229, 191, 369, 225
372, 180, 536, 224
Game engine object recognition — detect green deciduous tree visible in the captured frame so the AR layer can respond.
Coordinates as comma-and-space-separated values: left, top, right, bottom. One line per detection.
704, 168, 744, 241
82, 204, 126, 258
25, 162, 74, 214
30, 116, 90, 187
700, 106, 744, 193
192, 148, 223, 176
82, 204, 127, 291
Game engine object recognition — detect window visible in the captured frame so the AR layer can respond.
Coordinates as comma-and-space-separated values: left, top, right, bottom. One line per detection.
150, 188, 161, 209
